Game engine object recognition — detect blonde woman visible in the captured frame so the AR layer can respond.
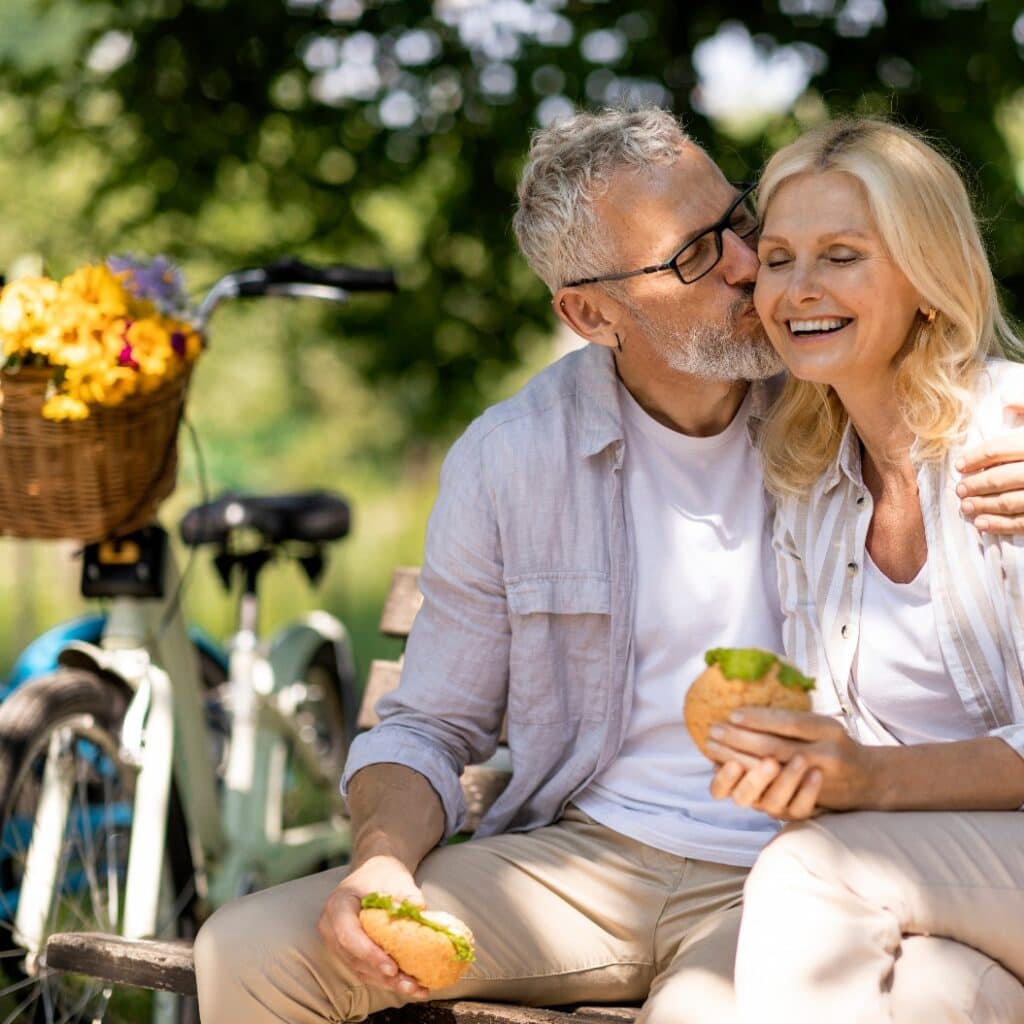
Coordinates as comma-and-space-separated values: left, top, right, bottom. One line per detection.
705, 118, 1024, 1022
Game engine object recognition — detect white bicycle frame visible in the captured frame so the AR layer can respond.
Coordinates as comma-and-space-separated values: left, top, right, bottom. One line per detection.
13, 542, 353, 959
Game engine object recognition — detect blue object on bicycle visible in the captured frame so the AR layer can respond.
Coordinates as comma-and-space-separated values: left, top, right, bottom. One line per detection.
2, 614, 227, 700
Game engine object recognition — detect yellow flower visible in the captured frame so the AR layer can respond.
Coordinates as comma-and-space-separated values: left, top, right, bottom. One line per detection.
64, 361, 138, 406
41, 394, 90, 421
60, 265, 130, 320
0, 277, 61, 358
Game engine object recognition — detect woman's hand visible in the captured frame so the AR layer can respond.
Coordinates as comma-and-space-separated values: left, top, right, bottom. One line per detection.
958, 421, 1024, 534
706, 708, 877, 820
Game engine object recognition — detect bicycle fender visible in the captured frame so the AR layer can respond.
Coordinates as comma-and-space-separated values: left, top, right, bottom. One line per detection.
3, 613, 106, 698
265, 611, 347, 693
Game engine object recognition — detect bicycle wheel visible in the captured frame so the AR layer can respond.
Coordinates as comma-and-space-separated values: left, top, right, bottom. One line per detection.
276, 640, 356, 835
0, 670, 197, 1024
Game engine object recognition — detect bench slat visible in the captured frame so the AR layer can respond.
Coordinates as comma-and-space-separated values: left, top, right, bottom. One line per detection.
461, 762, 511, 833
379, 567, 423, 638
367, 1000, 639, 1023
360, 659, 404, 730
45, 933, 196, 996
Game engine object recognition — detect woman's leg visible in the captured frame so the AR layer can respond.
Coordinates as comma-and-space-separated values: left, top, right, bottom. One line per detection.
734, 811, 1024, 1024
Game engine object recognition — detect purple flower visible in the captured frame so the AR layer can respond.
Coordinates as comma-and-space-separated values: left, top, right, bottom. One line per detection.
107, 255, 190, 316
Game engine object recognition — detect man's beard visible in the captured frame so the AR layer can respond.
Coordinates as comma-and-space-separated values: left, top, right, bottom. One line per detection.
631, 294, 784, 381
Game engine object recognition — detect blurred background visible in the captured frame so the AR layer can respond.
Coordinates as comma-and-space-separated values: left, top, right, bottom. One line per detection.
0, 0, 1022, 677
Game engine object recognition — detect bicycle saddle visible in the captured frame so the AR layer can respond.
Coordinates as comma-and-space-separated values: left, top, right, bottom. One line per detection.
180, 490, 351, 547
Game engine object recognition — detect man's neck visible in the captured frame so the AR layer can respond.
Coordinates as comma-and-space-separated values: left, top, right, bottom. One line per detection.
618, 360, 750, 437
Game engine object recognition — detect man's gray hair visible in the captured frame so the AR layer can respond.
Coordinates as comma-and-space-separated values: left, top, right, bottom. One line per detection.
513, 107, 691, 293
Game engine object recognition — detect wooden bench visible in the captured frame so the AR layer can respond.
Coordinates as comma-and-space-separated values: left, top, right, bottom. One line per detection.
43, 567, 640, 1022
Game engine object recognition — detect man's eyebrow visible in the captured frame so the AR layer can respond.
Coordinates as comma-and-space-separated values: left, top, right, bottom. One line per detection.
757, 229, 873, 245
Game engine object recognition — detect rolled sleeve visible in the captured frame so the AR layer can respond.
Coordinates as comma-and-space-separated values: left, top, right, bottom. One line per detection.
341, 425, 511, 840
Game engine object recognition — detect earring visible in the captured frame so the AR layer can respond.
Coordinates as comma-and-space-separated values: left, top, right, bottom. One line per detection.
614, 332, 623, 353
559, 299, 566, 312
925, 307, 937, 324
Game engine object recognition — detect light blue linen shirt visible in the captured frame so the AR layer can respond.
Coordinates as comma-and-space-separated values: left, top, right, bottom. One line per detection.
342, 343, 774, 839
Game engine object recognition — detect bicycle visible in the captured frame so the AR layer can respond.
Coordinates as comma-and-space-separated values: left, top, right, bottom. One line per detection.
0, 258, 396, 1024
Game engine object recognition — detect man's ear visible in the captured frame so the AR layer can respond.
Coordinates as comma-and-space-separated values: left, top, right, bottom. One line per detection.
553, 287, 621, 350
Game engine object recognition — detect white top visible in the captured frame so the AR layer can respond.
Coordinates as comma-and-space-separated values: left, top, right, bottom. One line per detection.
576, 383, 785, 867
770, 358, 1024, 765
851, 553, 975, 746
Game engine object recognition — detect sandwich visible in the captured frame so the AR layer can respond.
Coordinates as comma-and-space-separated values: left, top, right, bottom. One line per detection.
359, 892, 476, 990
684, 647, 815, 758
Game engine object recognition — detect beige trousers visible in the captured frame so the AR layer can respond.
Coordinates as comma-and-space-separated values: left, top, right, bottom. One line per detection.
735, 811, 1024, 1024
194, 808, 746, 1024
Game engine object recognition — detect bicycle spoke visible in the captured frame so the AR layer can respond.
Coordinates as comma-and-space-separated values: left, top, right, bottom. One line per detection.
0, 981, 40, 1024
73, 770, 106, 931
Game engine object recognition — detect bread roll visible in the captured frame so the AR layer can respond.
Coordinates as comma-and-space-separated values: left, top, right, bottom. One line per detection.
684, 648, 814, 757
359, 894, 475, 990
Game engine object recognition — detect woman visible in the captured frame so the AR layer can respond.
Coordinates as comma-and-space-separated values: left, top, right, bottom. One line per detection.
705, 118, 1024, 1023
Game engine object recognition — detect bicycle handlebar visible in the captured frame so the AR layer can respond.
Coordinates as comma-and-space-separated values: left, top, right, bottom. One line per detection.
195, 258, 397, 330
236, 258, 398, 295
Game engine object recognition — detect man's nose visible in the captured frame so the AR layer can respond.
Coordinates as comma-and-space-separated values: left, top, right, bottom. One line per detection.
720, 230, 759, 286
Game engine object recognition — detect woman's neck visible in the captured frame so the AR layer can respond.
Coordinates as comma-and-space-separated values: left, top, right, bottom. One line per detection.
834, 372, 916, 493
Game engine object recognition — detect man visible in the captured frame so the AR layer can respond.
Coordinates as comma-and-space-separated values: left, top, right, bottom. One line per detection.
194, 107, 1023, 1023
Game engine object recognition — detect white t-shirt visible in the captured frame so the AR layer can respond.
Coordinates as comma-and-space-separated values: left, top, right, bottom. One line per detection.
851, 552, 976, 746
575, 383, 784, 867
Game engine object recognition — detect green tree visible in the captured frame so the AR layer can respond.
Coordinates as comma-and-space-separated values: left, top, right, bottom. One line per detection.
1, 0, 1022, 441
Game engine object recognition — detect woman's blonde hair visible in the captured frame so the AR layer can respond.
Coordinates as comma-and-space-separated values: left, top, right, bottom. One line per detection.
757, 117, 1020, 496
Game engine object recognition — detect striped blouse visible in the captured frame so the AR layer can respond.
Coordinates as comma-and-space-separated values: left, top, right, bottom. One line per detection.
768, 358, 1024, 757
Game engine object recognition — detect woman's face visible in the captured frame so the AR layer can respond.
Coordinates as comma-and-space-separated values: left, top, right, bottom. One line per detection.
753, 169, 924, 388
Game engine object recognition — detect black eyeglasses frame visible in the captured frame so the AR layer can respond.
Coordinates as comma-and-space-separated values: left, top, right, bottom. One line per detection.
562, 181, 758, 290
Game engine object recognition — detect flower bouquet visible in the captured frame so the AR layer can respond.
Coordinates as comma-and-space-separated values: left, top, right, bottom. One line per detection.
0, 256, 203, 541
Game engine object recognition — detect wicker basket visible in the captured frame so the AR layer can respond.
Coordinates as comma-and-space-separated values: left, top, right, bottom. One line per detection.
0, 366, 189, 542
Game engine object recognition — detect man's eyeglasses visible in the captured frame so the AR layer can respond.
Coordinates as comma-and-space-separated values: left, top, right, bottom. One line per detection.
562, 182, 758, 290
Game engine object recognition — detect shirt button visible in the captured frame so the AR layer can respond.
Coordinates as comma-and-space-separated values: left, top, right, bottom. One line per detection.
847, 561, 858, 574
856, 496, 866, 506
841, 624, 849, 638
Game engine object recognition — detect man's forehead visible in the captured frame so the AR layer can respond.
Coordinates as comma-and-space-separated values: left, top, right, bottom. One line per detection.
595, 146, 735, 257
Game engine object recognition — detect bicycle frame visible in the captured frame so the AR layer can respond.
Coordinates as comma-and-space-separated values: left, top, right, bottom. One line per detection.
14, 542, 352, 956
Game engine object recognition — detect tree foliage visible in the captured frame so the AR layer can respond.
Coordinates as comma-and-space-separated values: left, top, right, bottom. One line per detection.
1, 0, 1023, 440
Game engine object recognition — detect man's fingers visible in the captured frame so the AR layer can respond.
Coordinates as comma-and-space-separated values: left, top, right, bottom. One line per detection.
958, 432, 1024, 474
972, 513, 1024, 535
320, 891, 403, 983
960, 491, 1024, 519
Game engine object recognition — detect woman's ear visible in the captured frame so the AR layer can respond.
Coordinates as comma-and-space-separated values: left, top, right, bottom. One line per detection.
553, 288, 621, 350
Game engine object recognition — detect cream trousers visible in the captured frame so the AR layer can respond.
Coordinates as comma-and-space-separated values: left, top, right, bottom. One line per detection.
735, 811, 1024, 1024
194, 808, 747, 1024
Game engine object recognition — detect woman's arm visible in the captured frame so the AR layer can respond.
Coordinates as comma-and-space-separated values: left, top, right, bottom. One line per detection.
707, 708, 1024, 817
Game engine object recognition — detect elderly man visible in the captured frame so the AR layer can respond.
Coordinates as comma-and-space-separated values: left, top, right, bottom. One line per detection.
194, 107, 1021, 1024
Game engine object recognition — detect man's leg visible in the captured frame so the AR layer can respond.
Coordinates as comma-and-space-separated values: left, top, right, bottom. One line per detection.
734, 811, 1024, 1024
642, 899, 743, 1024
196, 809, 681, 1024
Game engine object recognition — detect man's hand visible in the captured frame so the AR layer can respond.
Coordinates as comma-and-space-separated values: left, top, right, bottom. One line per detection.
317, 854, 431, 1001
957, 421, 1024, 534
706, 708, 876, 820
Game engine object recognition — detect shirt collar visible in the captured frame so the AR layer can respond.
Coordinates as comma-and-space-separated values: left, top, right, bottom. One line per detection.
576, 344, 625, 457
822, 416, 863, 493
